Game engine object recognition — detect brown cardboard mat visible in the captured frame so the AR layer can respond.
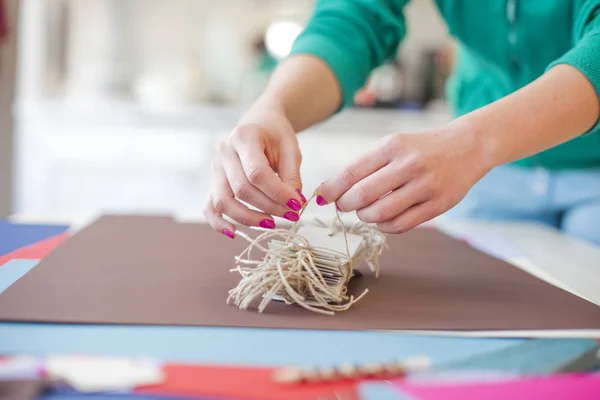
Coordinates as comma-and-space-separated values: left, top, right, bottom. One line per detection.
0, 215, 599, 331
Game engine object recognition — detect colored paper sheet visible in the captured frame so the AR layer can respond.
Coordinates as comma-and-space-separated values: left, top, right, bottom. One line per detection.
396, 373, 600, 400
461, 232, 524, 260
45, 355, 164, 393
0, 221, 69, 257
0, 324, 522, 369
44, 393, 192, 400
0, 380, 45, 400
136, 364, 361, 400
0, 234, 69, 267
0, 260, 39, 295
358, 382, 413, 399
1, 216, 600, 332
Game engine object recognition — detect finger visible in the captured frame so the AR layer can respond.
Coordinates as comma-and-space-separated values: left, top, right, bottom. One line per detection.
376, 200, 439, 234
356, 180, 425, 223
220, 143, 296, 220
336, 163, 409, 212
231, 127, 302, 212
212, 160, 278, 228
277, 136, 303, 197
317, 148, 388, 206
203, 195, 236, 239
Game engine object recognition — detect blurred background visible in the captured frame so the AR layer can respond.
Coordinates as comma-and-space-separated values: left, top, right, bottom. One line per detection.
2, 0, 454, 220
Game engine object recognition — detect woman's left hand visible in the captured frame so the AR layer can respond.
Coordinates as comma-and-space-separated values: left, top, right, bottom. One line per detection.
317, 123, 493, 233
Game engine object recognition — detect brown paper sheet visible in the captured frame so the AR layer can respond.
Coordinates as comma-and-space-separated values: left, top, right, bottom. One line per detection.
0, 215, 599, 331
0, 381, 44, 400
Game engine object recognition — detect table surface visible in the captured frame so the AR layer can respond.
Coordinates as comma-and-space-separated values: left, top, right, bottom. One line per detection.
1, 214, 599, 368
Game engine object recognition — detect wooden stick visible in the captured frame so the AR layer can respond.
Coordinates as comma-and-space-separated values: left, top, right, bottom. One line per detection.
273, 357, 431, 384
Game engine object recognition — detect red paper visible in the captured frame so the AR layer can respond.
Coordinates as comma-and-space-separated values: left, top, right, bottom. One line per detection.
0, 233, 69, 266
396, 373, 600, 400
137, 364, 363, 400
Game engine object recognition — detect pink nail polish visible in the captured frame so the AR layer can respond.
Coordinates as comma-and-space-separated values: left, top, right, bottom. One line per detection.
316, 195, 328, 206
222, 229, 235, 239
284, 211, 299, 222
287, 198, 302, 211
296, 189, 307, 204
335, 202, 342, 212
259, 219, 276, 229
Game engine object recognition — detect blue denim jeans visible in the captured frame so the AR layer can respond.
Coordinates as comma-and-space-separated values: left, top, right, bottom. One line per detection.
445, 165, 600, 246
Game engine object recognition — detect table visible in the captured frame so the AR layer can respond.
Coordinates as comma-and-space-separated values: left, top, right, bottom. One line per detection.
1, 214, 599, 370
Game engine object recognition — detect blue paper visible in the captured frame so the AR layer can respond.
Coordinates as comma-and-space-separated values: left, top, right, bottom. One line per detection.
0, 322, 520, 368
44, 393, 197, 400
0, 260, 39, 294
358, 382, 414, 399
0, 220, 69, 256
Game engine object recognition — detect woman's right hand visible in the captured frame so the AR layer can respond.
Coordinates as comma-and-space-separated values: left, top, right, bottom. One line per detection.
204, 101, 306, 238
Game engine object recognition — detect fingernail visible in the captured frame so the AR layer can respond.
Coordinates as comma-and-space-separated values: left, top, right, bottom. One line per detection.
335, 202, 342, 212
259, 219, 276, 229
222, 229, 235, 239
316, 195, 328, 206
287, 198, 302, 211
284, 211, 299, 222
296, 189, 307, 204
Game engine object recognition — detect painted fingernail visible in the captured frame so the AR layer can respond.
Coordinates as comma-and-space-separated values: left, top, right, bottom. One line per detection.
336, 202, 342, 212
259, 219, 276, 229
284, 211, 299, 222
222, 229, 235, 239
287, 198, 302, 211
316, 195, 328, 206
296, 189, 307, 204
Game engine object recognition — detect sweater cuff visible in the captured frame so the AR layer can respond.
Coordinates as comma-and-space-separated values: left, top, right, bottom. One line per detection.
546, 32, 600, 134
290, 34, 367, 110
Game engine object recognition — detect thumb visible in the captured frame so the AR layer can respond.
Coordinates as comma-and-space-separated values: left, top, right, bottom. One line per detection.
277, 138, 303, 198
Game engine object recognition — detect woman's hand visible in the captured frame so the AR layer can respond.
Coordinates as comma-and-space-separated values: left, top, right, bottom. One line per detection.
204, 102, 305, 238
317, 123, 492, 234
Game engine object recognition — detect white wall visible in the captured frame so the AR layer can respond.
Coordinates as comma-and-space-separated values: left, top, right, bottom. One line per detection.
57, 0, 448, 106
12, 0, 451, 218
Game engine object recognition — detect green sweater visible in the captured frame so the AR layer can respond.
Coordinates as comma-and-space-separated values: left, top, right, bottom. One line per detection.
290, 0, 600, 170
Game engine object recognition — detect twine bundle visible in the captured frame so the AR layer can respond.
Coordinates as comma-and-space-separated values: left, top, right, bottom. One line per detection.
227, 192, 387, 315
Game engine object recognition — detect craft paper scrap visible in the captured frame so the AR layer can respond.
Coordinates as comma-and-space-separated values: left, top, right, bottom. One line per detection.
0, 380, 45, 400
46, 356, 164, 393
395, 373, 600, 400
0, 357, 44, 381
295, 225, 364, 257
0, 221, 69, 257
358, 382, 413, 400
39, 392, 188, 400
0, 260, 39, 295
136, 364, 360, 400
0, 233, 68, 263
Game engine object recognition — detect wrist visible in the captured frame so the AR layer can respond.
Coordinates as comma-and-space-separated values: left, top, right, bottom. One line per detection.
239, 94, 287, 126
446, 114, 500, 175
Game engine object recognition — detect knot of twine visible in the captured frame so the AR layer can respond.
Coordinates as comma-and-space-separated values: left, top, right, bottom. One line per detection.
227, 191, 387, 316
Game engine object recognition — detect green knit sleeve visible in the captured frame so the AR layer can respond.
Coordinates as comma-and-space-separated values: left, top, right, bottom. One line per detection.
289, 0, 409, 109
547, 1, 600, 132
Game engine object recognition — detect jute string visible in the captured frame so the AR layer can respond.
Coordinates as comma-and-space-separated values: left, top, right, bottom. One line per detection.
227, 190, 387, 315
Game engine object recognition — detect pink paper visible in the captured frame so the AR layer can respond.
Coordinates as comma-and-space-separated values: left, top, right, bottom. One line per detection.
395, 374, 600, 400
